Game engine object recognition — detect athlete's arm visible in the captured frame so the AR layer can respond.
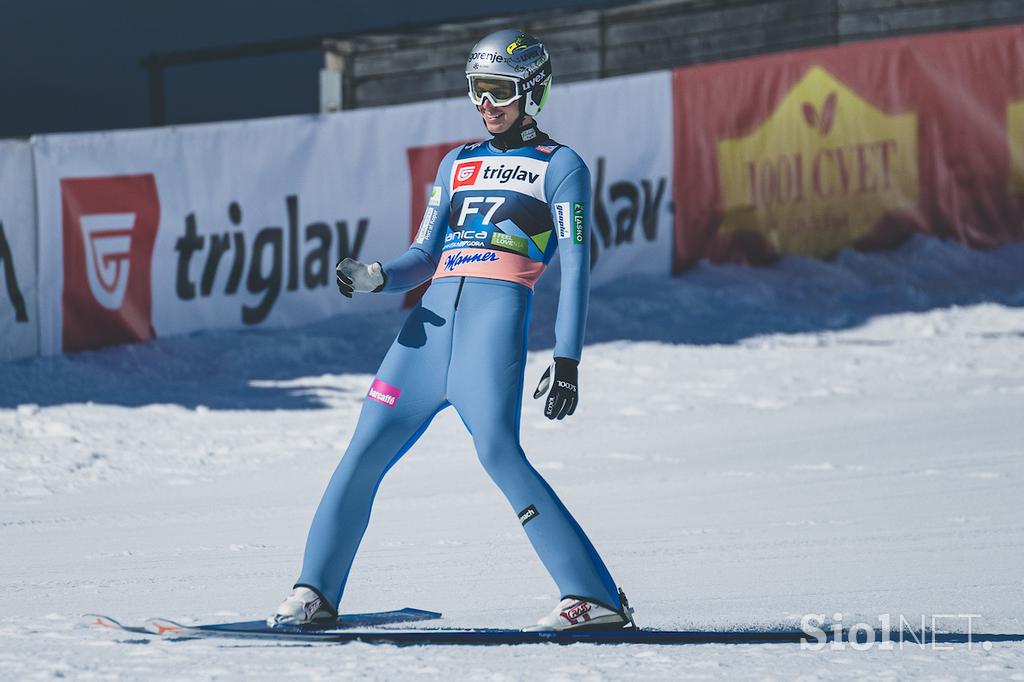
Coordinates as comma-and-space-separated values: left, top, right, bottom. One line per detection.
545, 147, 591, 362
377, 147, 459, 293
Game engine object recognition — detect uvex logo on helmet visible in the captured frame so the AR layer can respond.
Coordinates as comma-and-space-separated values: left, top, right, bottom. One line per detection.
522, 70, 548, 91
60, 174, 160, 352
453, 160, 483, 189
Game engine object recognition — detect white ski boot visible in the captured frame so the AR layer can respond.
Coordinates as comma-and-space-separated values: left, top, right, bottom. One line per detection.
524, 590, 636, 632
267, 586, 337, 627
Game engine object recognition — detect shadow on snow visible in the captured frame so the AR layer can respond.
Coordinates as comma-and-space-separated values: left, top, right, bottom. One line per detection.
2, 235, 1022, 410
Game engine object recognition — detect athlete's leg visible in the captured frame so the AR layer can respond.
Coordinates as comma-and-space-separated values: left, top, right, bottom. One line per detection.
447, 279, 620, 610
296, 285, 457, 606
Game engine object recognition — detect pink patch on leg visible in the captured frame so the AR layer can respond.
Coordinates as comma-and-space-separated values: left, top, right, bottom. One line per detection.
367, 378, 401, 407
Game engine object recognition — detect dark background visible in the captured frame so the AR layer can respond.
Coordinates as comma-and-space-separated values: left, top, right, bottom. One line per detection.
0, 0, 628, 139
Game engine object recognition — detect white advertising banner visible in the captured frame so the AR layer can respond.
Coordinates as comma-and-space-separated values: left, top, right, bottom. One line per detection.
0, 140, 38, 361
541, 70, 673, 287
33, 70, 673, 355
33, 104, 470, 355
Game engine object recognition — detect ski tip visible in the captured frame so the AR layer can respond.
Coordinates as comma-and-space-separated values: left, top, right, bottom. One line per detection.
83, 613, 123, 630
402, 608, 443, 619
144, 618, 189, 636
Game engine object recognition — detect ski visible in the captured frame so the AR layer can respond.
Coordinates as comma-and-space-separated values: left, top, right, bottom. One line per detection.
87, 614, 1023, 646
83, 613, 152, 635
136, 624, 820, 645
143, 607, 443, 638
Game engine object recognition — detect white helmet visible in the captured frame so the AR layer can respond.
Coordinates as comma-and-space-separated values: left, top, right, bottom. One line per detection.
465, 29, 552, 118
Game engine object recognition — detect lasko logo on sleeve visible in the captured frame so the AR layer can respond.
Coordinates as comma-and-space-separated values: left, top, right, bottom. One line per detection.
367, 378, 401, 407
572, 202, 585, 244
452, 161, 483, 190
60, 174, 160, 352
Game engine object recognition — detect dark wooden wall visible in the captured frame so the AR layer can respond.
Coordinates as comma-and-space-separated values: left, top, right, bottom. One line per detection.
323, 0, 1024, 109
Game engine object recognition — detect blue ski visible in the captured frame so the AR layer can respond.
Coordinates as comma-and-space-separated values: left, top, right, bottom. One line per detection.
143, 624, 814, 645
90, 615, 1024, 646
86, 608, 441, 637
133, 625, 1024, 646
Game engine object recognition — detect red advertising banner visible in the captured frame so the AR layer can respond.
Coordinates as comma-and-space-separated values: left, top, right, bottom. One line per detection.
405, 139, 478, 308
61, 174, 160, 352
672, 25, 1024, 271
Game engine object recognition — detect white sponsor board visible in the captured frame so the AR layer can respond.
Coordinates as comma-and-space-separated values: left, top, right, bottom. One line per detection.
540, 71, 674, 288
33, 101, 478, 355
33, 70, 672, 354
0, 140, 39, 361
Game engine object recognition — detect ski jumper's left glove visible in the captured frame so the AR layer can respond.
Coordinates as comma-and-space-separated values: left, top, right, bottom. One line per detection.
533, 357, 579, 420
336, 258, 387, 298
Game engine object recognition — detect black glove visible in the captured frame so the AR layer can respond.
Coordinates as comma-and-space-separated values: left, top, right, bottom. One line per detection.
336, 258, 386, 298
533, 357, 579, 420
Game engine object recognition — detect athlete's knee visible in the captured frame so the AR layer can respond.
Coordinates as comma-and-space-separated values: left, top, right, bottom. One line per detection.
331, 436, 394, 489
473, 433, 524, 478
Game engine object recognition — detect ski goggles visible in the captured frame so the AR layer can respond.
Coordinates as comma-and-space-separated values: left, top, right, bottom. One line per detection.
466, 74, 523, 107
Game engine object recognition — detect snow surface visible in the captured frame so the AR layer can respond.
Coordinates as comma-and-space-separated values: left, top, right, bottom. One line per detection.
2, 234, 1023, 680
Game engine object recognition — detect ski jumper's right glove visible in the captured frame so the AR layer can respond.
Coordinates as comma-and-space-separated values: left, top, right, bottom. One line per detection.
533, 357, 579, 420
336, 258, 386, 298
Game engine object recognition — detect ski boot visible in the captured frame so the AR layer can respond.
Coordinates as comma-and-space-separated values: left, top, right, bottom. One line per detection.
524, 588, 637, 631
267, 586, 337, 627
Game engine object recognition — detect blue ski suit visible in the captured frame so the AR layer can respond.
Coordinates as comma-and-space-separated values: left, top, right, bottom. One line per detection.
297, 129, 621, 612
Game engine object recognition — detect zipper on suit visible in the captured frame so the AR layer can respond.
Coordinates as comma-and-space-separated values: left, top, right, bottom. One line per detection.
454, 276, 466, 310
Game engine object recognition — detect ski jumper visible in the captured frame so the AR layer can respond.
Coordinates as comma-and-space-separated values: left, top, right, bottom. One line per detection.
296, 129, 621, 612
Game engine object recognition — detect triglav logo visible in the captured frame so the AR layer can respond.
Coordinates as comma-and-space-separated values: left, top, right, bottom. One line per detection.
60, 174, 160, 352
78, 213, 135, 310
451, 157, 548, 199
453, 161, 482, 190
174, 195, 369, 325
481, 163, 539, 185
591, 157, 668, 267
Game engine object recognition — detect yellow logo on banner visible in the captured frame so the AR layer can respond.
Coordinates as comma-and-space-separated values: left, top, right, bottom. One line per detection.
1009, 101, 1024, 196
717, 66, 918, 258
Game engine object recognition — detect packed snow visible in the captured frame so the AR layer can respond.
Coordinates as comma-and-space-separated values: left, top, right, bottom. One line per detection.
1, 234, 1023, 680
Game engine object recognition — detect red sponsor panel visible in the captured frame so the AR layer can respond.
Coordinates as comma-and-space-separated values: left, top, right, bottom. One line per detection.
671, 25, 1024, 272
61, 174, 160, 351
452, 160, 483, 189
405, 139, 478, 308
